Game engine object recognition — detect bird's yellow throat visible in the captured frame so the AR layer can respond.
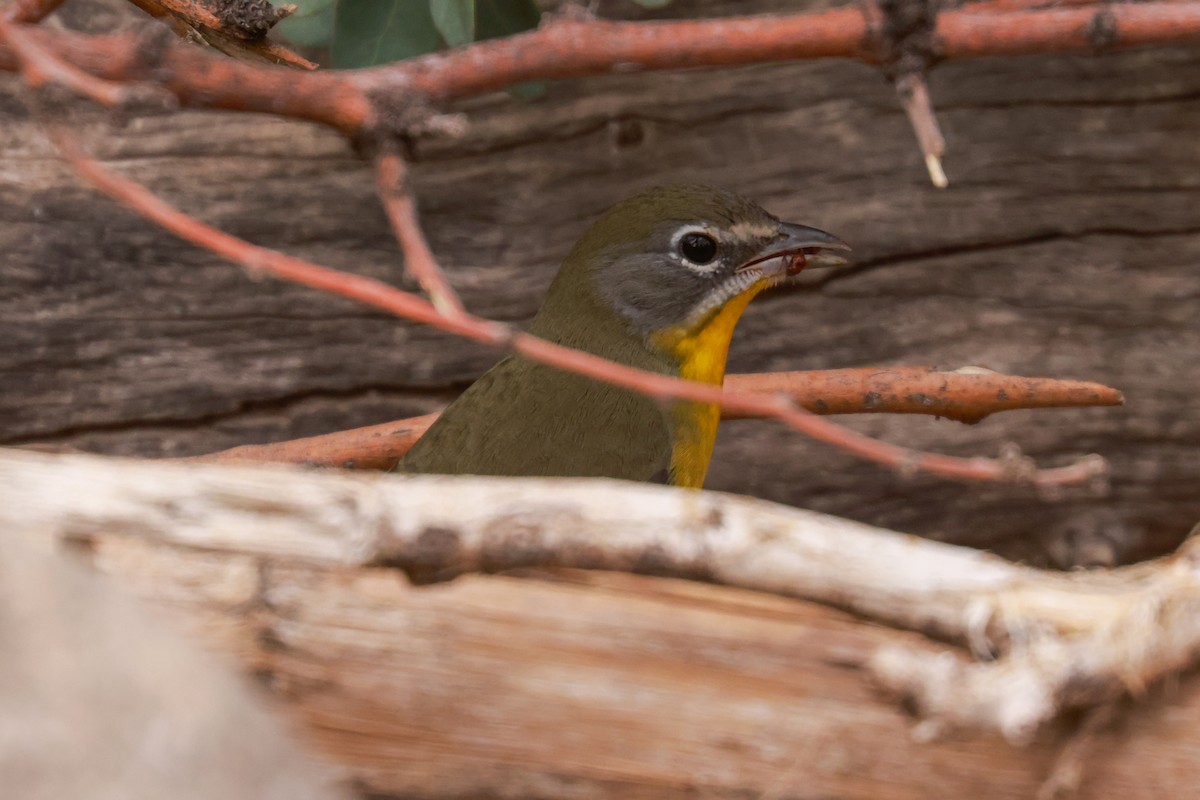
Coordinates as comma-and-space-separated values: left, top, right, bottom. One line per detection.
651, 281, 767, 488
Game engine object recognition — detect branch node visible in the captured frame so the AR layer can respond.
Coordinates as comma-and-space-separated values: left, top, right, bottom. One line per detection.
871, 0, 950, 187
215, 0, 290, 40
873, 0, 944, 79
996, 441, 1037, 482
1085, 7, 1119, 53
359, 88, 446, 156
544, 2, 596, 24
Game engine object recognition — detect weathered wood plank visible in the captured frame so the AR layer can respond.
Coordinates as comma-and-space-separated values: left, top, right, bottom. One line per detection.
2, 0, 1198, 563
6, 449, 1200, 799
79, 534, 1200, 800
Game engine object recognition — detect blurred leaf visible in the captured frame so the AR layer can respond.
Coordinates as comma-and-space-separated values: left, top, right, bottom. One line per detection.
332, 0, 444, 68
508, 81, 546, 99
431, 0, 475, 47
630, 0, 673, 7
474, 0, 540, 41
286, 0, 336, 19
476, 0, 542, 98
275, 0, 336, 47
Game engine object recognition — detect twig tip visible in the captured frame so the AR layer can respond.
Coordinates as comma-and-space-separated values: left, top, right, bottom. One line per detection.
925, 153, 949, 188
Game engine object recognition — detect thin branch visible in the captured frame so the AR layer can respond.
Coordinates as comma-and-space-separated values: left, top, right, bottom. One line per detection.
127, 0, 292, 40
0, 27, 373, 133
184, 412, 440, 470
374, 151, 467, 318
0, 16, 131, 105
724, 367, 1123, 424
188, 368, 1124, 471
124, 0, 315, 69
5, 3, 1200, 133
372, 3, 1200, 101
895, 73, 948, 188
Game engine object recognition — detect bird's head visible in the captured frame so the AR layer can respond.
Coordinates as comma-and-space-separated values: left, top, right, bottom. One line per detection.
533, 184, 849, 374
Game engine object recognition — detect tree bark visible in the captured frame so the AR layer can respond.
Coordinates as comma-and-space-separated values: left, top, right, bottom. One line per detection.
6, 2, 1200, 797
1, 5, 1198, 552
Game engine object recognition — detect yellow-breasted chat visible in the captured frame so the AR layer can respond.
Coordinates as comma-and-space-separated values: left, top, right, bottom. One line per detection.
401, 184, 849, 487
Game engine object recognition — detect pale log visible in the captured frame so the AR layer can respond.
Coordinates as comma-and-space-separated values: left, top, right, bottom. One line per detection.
4, 449, 1200, 798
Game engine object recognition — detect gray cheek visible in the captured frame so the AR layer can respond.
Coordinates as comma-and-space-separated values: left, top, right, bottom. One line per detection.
595, 255, 711, 336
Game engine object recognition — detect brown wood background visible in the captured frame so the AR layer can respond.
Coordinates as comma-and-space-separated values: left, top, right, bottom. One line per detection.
2, 0, 1198, 566
83, 533, 1200, 800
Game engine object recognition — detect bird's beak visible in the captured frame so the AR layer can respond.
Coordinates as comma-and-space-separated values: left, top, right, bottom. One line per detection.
737, 222, 851, 279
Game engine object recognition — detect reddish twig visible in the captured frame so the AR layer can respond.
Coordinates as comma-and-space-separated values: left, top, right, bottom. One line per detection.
0, 16, 130, 104
4, 3, 1200, 134
20, 114, 1107, 487
0, 0, 66, 23
188, 368, 1123, 471
126, 0, 291, 40
963, 0, 1191, 13
0, 27, 371, 132
936, 4, 1200, 57
723, 367, 1123, 424
896, 74, 948, 188
124, 0, 316, 70
374, 152, 467, 318
184, 413, 440, 470
373, 3, 1200, 101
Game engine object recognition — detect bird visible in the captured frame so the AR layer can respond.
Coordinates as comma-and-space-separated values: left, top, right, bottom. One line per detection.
400, 184, 849, 488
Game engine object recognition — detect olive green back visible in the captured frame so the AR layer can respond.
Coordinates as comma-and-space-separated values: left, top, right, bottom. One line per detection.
400, 271, 676, 480
399, 354, 671, 480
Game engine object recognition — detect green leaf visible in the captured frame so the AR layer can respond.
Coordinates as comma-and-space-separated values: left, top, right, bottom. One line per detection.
286, 0, 336, 19
475, 0, 542, 98
275, 0, 336, 47
431, 0, 475, 47
630, 0, 673, 7
508, 81, 546, 99
332, 0, 445, 68
474, 0, 540, 42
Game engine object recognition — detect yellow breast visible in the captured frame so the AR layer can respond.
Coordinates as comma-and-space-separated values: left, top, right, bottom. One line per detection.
651, 283, 766, 488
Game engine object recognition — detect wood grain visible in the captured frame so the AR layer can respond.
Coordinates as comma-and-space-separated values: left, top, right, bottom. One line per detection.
2, 0, 1198, 567
78, 533, 1200, 800
4, 447, 1200, 799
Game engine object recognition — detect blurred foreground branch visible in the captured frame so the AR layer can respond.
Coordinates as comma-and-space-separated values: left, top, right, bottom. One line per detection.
0, 536, 344, 800
3, 447, 1198, 747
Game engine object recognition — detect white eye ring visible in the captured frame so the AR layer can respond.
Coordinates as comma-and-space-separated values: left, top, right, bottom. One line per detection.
670, 227, 721, 272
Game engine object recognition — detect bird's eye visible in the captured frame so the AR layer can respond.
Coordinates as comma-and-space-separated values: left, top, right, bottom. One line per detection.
679, 232, 718, 265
